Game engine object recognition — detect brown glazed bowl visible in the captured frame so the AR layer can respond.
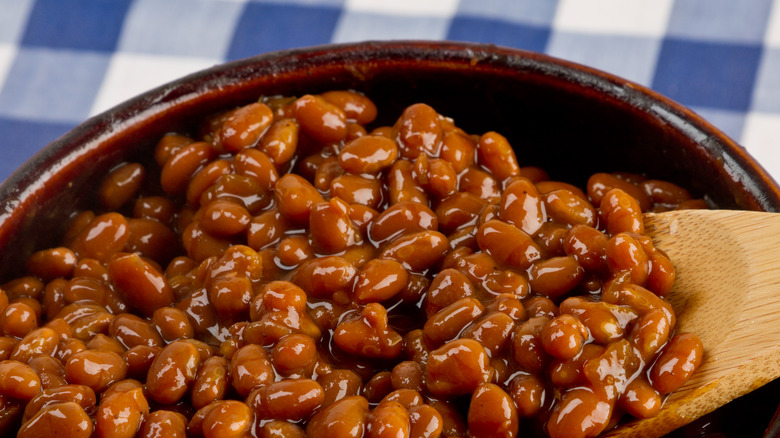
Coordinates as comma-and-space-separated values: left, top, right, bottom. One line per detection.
0, 41, 778, 436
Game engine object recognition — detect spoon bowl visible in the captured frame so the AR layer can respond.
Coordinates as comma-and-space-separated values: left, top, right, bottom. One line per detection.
606, 210, 780, 436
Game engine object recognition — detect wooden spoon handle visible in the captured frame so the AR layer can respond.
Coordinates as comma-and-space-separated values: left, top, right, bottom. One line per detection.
607, 210, 780, 437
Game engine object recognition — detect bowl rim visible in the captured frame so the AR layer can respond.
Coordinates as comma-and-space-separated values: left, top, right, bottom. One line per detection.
1, 40, 778, 234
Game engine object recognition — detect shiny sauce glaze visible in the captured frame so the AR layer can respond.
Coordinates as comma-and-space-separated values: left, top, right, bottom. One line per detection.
0, 91, 705, 438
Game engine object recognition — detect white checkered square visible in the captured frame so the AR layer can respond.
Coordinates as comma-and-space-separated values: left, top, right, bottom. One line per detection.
90, 53, 218, 116
767, 0, 780, 46
0, 44, 15, 89
553, 0, 674, 36
344, 0, 458, 16
0, 0, 34, 43
546, 32, 660, 86
742, 112, 780, 180
333, 11, 451, 42
119, 0, 244, 58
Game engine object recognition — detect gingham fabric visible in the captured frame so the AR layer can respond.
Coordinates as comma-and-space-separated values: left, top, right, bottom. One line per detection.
1, 0, 779, 183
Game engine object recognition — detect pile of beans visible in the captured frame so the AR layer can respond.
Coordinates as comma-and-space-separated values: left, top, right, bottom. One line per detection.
0, 90, 704, 438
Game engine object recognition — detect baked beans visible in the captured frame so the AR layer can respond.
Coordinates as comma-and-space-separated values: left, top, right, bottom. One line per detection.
0, 91, 705, 437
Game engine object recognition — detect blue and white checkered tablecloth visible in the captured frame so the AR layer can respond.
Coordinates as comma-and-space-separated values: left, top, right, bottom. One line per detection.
1, 0, 779, 184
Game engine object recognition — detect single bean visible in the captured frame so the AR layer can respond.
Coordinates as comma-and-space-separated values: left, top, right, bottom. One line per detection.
248, 378, 324, 422
293, 94, 348, 143
229, 344, 275, 397
321, 90, 377, 125
467, 383, 519, 438
528, 256, 584, 299
161, 141, 215, 196
259, 118, 299, 165
201, 400, 253, 438
477, 131, 520, 181
353, 258, 408, 304
98, 162, 146, 211
146, 341, 201, 404
218, 102, 273, 152
423, 297, 484, 348
367, 400, 411, 438
17, 402, 93, 438
425, 338, 492, 396
499, 178, 547, 235
394, 103, 442, 158
108, 252, 174, 317
138, 410, 188, 438
65, 350, 127, 394
333, 303, 403, 360
306, 395, 369, 438
339, 135, 398, 174
25, 247, 77, 281
476, 219, 542, 270
649, 333, 704, 394
0, 360, 41, 400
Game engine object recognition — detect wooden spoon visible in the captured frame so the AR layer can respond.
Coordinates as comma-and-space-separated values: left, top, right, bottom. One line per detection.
607, 209, 780, 437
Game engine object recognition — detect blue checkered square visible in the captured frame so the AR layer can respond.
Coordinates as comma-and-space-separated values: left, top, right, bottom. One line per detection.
21, 0, 132, 52
456, 0, 557, 26
227, 3, 341, 60
333, 12, 450, 42
666, 0, 774, 44
447, 17, 550, 53
118, 0, 244, 58
752, 48, 780, 112
546, 32, 660, 86
652, 39, 762, 111
0, 0, 34, 43
0, 117, 74, 179
0, 49, 111, 122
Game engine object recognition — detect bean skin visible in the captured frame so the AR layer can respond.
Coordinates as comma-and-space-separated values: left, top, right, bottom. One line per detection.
229, 344, 275, 397
247, 378, 324, 422
321, 90, 378, 125
467, 383, 519, 438
18, 402, 93, 438
500, 178, 545, 236
138, 410, 188, 438
353, 258, 408, 304
649, 333, 704, 394
65, 350, 127, 394
98, 162, 146, 211
201, 400, 253, 438
218, 102, 273, 152
339, 135, 398, 174
146, 341, 201, 404
191, 356, 229, 410
394, 103, 442, 159
426, 339, 492, 397
293, 94, 347, 143
379, 230, 449, 272
547, 387, 612, 438
0, 360, 41, 400
108, 253, 174, 317
70, 213, 130, 263
370, 201, 439, 244
476, 219, 542, 270
306, 395, 369, 438
274, 174, 325, 225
